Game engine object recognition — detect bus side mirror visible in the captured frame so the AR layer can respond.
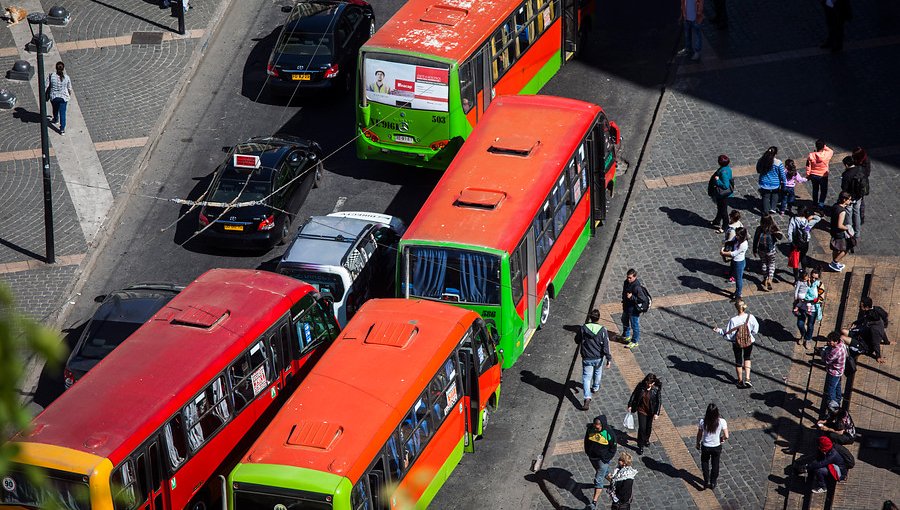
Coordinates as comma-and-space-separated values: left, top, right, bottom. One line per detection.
609, 121, 621, 145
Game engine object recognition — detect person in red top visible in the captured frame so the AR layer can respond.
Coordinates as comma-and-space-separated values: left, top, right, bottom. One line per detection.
806, 139, 834, 207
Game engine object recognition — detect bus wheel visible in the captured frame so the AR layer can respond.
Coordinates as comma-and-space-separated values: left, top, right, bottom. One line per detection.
538, 293, 550, 328
189, 500, 207, 510
479, 407, 489, 437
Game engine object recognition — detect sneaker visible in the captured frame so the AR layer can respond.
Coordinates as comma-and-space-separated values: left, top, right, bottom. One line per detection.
836, 262, 845, 270
582, 398, 591, 411
744, 380, 753, 388
591, 386, 600, 394
728, 277, 735, 283
586, 502, 597, 510
736, 381, 745, 389
49, 117, 58, 124
676, 48, 690, 57
626, 342, 639, 349
60, 130, 65, 135
811, 487, 826, 494
637, 446, 643, 455
715, 228, 724, 234
767, 280, 773, 290
621, 334, 632, 343
829, 261, 843, 272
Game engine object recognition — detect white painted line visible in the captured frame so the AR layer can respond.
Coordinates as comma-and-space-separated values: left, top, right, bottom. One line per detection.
332, 196, 347, 213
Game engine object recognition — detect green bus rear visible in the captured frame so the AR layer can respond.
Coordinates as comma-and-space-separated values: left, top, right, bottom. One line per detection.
229, 464, 350, 509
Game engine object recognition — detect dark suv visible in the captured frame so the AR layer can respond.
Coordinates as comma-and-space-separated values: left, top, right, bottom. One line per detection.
267, 0, 375, 95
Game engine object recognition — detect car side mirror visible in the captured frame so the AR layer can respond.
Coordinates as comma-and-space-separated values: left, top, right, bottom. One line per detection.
94, 294, 107, 303
281, 5, 293, 13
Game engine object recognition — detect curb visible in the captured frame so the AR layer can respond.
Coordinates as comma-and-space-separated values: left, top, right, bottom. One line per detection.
19, 0, 239, 402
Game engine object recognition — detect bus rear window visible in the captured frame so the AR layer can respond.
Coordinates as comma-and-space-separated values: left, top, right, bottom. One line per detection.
233, 486, 331, 510
362, 52, 450, 112
1, 467, 90, 510
405, 246, 500, 305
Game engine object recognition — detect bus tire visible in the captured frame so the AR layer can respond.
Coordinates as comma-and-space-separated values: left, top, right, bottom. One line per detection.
189, 498, 207, 510
538, 293, 550, 328
479, 407, 489, 437
279, 217, 291, 245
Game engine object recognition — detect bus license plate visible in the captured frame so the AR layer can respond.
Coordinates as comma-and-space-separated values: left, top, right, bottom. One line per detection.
292, 73, 311, 81
394, 135, 415, 144
223, 225, 244, 232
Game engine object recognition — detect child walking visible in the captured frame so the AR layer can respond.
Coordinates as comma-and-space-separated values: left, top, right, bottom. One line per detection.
780, 159, 807, 215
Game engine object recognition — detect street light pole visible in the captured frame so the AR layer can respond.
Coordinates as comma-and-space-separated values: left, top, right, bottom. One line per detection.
30, 14, 54, 263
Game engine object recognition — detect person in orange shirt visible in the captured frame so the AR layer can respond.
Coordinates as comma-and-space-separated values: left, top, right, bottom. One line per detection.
806, 139, 834, 207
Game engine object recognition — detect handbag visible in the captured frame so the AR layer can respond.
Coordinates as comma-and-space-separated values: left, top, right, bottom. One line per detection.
623, 412, 636, 430
45, 74, 52, 102
788, 247, 800, 268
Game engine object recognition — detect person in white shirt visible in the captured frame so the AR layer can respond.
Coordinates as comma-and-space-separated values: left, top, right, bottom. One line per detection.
721, 227, 749, 301
696, 403, 729, 490
713, 300, 760, 388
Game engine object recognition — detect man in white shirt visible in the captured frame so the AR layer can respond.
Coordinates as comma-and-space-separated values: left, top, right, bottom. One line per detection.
678, 0, 705, 61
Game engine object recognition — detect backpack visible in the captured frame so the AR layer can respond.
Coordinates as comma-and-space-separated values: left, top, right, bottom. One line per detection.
756, 229, 775, 254
732, 317, 752, 348
845, 171, 869, 199
832, 442, 856, 469
635, 285, 652, 313
707, 173, 718, 198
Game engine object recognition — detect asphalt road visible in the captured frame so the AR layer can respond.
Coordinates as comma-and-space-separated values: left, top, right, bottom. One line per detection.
32, 0, 681, 507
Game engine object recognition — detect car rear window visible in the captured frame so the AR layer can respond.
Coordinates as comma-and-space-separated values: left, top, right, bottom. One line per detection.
211, 177, 271, 203
77, 320, 144, 360
277, 32, 334, 57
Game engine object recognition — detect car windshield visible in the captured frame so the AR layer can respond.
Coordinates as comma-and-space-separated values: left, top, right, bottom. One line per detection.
277, 32, 334, 57
405, 246, 501, 305
278, 268, 346, 301
210, 176, 271, 203
77, 320, 144, 360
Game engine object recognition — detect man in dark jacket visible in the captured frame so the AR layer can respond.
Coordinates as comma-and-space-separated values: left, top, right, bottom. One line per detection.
580, 309, 612, 411
807, 436, 846, 493
584, 416, 617, 510
622, 269, 648, 349
840, 156, 867, 237
844, 296, 890, 363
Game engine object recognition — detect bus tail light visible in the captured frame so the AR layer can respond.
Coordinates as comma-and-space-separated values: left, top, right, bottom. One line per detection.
266, 63, 279, 78
323, 64, 339, 79
198, 212, 210, 227
362, 128, 380, 143
64, 369, 75, 388
258, 215, 276, 231
430, 140, 450, 151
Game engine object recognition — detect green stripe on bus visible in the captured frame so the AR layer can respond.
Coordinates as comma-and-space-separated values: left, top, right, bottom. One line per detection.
412, 436, 465, 508
519, 55, 563, 95
228, 464, 351, 507
550, 221, 592, 298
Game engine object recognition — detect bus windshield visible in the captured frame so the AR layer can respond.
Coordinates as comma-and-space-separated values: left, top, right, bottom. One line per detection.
406, 246, 501, 305
362, 52, 450, 112
234, 487, 332, 510
0, 467, 90, 510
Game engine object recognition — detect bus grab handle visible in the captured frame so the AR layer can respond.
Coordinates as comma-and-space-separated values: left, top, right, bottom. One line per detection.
218, 475, 227, 510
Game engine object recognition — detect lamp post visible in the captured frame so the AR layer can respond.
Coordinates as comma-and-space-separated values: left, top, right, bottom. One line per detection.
27, 13, 54, 264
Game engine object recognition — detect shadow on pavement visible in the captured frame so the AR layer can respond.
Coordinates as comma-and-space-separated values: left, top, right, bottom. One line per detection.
641, 456, 705, 490
527, 468, 591, 509
520, 370, 582, 411
667, 354, 733, 384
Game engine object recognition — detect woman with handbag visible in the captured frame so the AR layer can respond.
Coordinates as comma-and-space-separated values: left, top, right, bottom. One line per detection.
709, 154, 734, 233
713, 300, 759, 388
626, 374, 662, 456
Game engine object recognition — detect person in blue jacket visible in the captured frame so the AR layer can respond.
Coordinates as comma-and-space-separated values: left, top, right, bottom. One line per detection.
757, 146, 787, 215
710, 154, 734, 233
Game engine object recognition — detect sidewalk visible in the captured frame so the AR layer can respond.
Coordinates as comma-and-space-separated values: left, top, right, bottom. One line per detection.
538, 0, 900, 508
0, 0, 231, 323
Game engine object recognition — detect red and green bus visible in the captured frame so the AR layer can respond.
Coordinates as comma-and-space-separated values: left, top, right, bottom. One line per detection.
227, 298, 502, 509
1, 269, 339, 510
356, 0, 594, 169
398, 94, 619, 368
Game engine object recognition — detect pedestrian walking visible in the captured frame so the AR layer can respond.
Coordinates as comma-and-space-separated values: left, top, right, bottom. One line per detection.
840, 155, 868, 238
806, 436, 847, 494
721, 210, 742, 281
806, 139, 834, 207
851, 147, 870, 224
815, 407, 856, 445
626, 373, 662, 456
752, 214, 783, 291
46, 61, 73, 135
820, 0, 852, 52
621, 269, 649, 349
695, 403, 729, 490
779, 159, 807, 215
713, 299, 759, 388
605, 453, 637, 510
820, 331, 848, 415
677, 0, 704, 61
720, 227, 748, 301
708, 154, 734, 233
580, 309, 612, 411
829, 191, 855, 272
756, 146, 786, 215
584, 416, 617, 510
787, 208, 822, 279
793, 269, 822, 348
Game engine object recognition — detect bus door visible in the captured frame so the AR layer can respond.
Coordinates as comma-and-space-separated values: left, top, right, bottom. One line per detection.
587, 130, 607, 230
523, 230, 538, 347
563, 0, 579, 60
115, 437, 167, 509
457, 339, 479, 452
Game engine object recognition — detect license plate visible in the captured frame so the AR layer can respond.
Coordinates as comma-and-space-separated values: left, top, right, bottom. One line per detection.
394, 135, 415, 144
292, 73, 311, 81
223, 224, 244, 232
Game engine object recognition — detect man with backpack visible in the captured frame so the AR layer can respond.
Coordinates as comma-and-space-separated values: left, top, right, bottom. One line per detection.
580, 309, 613, 411
622, 269, 651, 350
787, 208, 822, 280
806, 436, 850, 494
840, 156, 869, 238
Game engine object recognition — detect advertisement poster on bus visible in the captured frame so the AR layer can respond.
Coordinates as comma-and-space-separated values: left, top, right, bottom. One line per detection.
364, 58, 449, 112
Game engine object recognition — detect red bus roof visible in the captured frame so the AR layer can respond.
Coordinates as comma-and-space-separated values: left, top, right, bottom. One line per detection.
364, 0, 523, 63
16, 269, 316, 464
240, 299, 476, 483
402, 94, 601, 253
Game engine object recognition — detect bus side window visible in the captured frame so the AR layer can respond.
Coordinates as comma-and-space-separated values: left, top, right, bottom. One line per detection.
279, 323, 294, 362
552, 173, 571, 238
230, 353, 253, 412
533, 201, 555, 265
163, 415, 187, 472
351, 478, 371, 510
473, 321, 496, 373
567, 158, 583, 203
294, 298, 339, 353
514, 6, 532, 55
384, 432, 403, 481
111, 460, 139, 510
459, 60, 475, 114
510, 241, 526, 305
185, 375, 232, 451
367, 459, 387, 510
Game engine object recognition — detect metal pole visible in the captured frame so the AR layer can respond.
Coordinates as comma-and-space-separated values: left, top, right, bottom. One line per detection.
36, 22, 55, 263
177, 2, 185, 36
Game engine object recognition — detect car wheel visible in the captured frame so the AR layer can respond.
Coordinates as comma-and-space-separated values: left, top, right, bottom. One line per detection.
279, 218, 291, 245
538, 292, 550, 328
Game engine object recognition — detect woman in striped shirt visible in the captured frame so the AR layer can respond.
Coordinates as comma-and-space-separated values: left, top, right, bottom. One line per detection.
47, 61, 74, 135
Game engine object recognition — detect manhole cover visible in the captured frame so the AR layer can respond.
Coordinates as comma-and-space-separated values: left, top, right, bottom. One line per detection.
131, 32, 164, 45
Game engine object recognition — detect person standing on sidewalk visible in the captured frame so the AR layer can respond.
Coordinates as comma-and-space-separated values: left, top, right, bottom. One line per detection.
829, 191, 855, 272
806, 139, 834, 208
626, 373, 662, 456
840, 155, 868, 239
820, 332, 848, 415
47, 61, 73, 135
793, 269, 822, 348
713, 300, 759, 388
852, 147, 871, 225
580, 309, 612, 411
752, 215, 783, 291
584, 416, 617, 510
720, 227, 748, 301
677, 0, 704, 61
621, 269, 648, 349
756, 146, 786, 215
787, 208, 822, 278
780, 159, 807, 215
709, 155, 734, 233
605, 453, 637, 510
696, 403, 729, 490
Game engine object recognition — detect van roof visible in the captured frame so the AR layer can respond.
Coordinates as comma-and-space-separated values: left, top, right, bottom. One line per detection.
280, 215, 374, 267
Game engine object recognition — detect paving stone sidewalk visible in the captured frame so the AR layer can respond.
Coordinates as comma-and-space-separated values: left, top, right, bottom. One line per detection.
538, 0, 900, 508
0, 0, 230, 322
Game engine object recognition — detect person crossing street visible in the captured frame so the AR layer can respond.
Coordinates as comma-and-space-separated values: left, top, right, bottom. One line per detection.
580, 309, 612, 411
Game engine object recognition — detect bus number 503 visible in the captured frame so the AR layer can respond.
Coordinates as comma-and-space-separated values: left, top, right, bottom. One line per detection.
432, 116, 446, 124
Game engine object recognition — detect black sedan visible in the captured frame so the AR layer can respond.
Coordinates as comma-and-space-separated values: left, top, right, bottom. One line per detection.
267, 0, 374, 95
197, 136, 322, 249
64, 284, 183, 388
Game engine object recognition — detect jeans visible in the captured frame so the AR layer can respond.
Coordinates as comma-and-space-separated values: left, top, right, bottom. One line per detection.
683, 20, 702, 55
621, 312, 640, 343
712, 196, 729, 229
732, 258, 746, 298
760, 188, 780, 213
590, 458, 611, 489
637, 413, 653, 447
796, 309, 816, 341
823, 373, 842, 411
780, 187, 796, 212
847, 200, 861, 236
809, 174, 828, 205
582, 358, 605, 399
50, 98, 68, 131
701, 444, 722, 485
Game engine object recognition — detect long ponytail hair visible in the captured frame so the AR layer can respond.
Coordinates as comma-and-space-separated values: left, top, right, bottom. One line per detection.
55, 61, 65, 80
703, 404, 720, 434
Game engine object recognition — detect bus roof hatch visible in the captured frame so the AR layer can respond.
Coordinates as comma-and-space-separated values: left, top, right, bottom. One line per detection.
454, 187, 506, 210
286, 420, 343, 450
170, 305, 229, 328
487, 135, 540, 157
364, 321, 419, 348
420, 5, 467, 26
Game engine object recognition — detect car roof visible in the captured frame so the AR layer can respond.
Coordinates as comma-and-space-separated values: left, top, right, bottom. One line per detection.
94, 287, 181, 324
280, 215, 374, 267
286, 2, 345, 33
